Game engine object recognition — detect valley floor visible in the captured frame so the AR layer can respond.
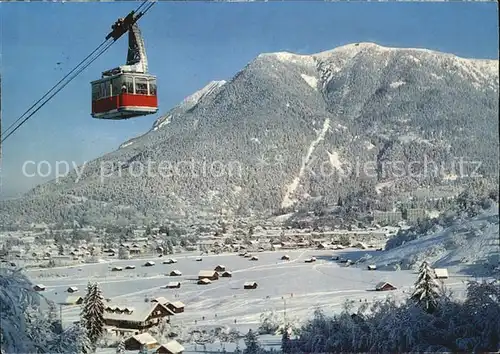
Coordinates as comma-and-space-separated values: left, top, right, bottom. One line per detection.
26, 248, 476, 353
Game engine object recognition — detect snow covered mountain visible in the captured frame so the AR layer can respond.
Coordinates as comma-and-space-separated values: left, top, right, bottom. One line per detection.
2, 43, 499, 225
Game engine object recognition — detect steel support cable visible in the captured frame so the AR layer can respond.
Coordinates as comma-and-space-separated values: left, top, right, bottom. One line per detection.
1, 0, 155, 144
1, 40, 114, 144
2, 39, 111, 139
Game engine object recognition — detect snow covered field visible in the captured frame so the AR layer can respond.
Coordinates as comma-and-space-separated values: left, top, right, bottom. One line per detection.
26, 248, 473, 334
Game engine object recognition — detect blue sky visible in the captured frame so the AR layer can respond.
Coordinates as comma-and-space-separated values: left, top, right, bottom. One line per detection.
1, 1, 498, 198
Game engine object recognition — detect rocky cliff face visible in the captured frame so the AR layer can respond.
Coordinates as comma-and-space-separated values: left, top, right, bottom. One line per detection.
2, 43, 498, 225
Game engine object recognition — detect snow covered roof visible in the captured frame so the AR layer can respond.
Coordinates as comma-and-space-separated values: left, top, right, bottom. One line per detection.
199, 270, 217, 277
434, 268, 449, 278
168, 301, 185, 308
151, 297, 169, 305
127, 332, 158, 346
159, 340, 185, 354
104, 302, 173, 322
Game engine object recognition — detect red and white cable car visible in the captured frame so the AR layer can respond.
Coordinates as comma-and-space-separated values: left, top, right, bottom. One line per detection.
91, 19, 158, 120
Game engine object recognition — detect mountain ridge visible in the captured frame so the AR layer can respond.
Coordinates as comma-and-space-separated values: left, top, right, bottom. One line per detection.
2, 42, 498, 226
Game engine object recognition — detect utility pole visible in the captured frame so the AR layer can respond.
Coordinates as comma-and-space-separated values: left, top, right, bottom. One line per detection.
283, 298, 287, 327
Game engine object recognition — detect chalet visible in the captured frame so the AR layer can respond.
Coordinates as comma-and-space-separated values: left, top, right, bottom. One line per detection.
169, 270, 182, 276
220, 271, 232, 278
243, 282, 258, 289
104, 302, 174, 334
434, 268, 449, 279
112, 266, 123, 271
124, 333, 159, 351
166, 301, 185, 314
125, 265, 136, 270
214, 265, 226, 272
367, 265, 377, 271
195, 257, 202, 261
304, 258, 314, 263
129, 246, 141, 255
198, 278, 211, 285
244, 253, 252, 258
63, 296, 84, 305
151, 297, 169, 306
33, 284, 46, 291
144, 261, 155, 267
250, 256, 259, 261
317, 243, 329, 250
281, 255, 290, 261
166, 282, 181, 289
375, 282, 397, 291
198, 270, 219, 281
67, 286, 79, 293
156, 340, 185, 354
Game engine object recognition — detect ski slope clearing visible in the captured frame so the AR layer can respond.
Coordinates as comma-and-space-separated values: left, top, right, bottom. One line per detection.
357, 206, 499, 276
26, 248, 474, 335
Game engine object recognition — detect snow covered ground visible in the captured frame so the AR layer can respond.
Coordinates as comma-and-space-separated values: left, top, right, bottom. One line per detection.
356, 206, 499, 277
26, 248, 475, 335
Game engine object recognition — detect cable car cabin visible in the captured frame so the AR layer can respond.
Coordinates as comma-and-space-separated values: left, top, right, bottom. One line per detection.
91, 73, 158, 120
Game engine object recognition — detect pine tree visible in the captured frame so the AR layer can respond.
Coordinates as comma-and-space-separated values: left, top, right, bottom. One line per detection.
81, 282, 105, 351
243, 329, 261, 354
116, 339, 125, 354
411, 260, 440, 313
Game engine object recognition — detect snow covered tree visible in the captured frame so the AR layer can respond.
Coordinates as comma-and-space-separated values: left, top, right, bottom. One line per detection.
281, 326, 291, 353
411, 261, 440, 313
118, 247, 129, 260
81, 282, 105, 351
116, 339, 125, 354
243, 329, 261, 354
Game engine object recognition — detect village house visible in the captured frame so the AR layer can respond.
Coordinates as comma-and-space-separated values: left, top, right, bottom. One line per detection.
67, 286, 78, 293
367, 265, 377, 271
214, 265, 226, 272
281, 255, 290, 261
433, 268, 449, 279
375, 282, 397, 291
169, 270, 182, 276
220, 271, 232, 278
198, 278, 211, 285
165, 301, 185, 314
166, 281, 181, 289
33, 284, 46, 291
198, 270, 219, 281
63, 296, 84, 305
243, 282, 258, 289
124, 333, 159, 351
155, 340, 185, 354
104, 302, 174, 334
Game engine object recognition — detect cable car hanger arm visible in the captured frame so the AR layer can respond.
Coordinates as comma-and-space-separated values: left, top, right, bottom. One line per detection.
105, 10, 145, 41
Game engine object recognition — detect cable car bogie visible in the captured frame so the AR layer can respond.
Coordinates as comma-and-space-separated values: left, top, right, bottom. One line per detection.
91, 20, 158, 120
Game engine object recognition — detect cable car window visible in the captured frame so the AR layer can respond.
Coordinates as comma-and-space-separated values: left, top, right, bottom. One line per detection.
112, 78, 122, 96
124, 78, 134, 94
135, 77, 148, 95
149, 82, 157, 96
99, 83, 104, 98
92, 84, 100, 100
